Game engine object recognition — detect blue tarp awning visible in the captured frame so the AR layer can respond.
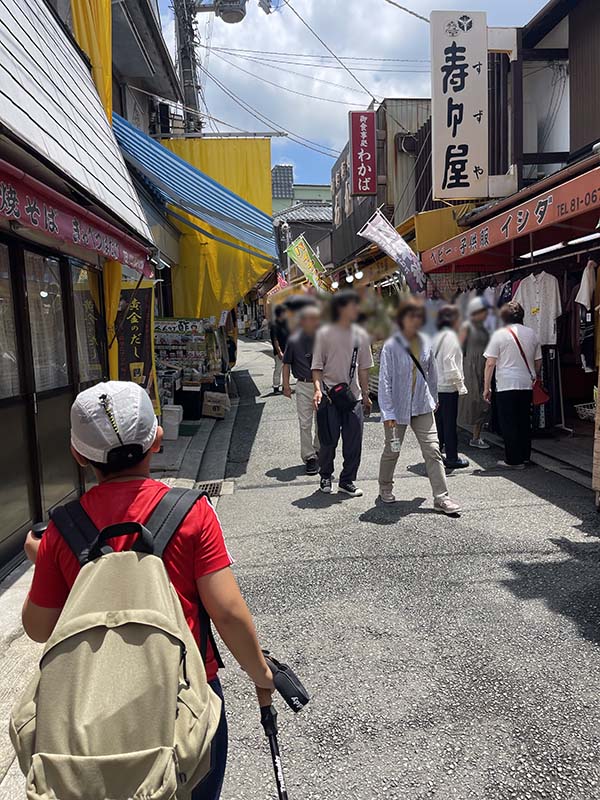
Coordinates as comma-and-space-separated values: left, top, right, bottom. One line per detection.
113, 114, 277, 260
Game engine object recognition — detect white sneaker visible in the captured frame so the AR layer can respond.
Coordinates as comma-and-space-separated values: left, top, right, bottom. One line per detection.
379, 489, 397, 504
497, 460, 525, 471
434, 498, 462, 515
469, 438, 490, 450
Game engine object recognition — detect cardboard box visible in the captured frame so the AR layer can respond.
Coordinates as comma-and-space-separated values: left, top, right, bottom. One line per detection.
202, 391, 231, 419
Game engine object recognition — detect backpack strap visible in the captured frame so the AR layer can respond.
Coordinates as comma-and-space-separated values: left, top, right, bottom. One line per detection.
145, 487, 225, 668
50, 501, 100, 566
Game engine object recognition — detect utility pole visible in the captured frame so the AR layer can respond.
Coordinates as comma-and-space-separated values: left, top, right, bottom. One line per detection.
173, 0, 203, 132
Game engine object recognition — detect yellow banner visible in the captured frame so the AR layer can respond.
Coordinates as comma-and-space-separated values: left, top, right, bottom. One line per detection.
71, 0, 112, 120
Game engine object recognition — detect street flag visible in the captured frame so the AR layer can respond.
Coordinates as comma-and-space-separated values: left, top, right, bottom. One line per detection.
276, 271, 288, 289
358, 209, 426, 293
285, 235, 326, 290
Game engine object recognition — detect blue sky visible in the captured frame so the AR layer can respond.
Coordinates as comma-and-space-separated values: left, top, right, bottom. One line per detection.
159, 0, 549, 185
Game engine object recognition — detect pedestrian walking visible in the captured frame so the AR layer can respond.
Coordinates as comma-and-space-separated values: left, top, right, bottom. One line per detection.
270, 305, 289, 393
282, 304, 321, 475
20, 382, 274, 800
484, 301, 542, 469
312, 290, 373, 497
378, 298, 461, 515
458, 297, 491, 449
432, 305, 469, 470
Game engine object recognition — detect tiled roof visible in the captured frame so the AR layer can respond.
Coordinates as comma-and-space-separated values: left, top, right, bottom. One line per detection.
273, 201, 333, 224
272, 164, 294, 199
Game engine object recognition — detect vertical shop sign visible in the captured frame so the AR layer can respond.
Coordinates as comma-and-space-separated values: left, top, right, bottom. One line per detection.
431, 11, 489, 200
349, 111, 377, 196
116, 281, 160, 413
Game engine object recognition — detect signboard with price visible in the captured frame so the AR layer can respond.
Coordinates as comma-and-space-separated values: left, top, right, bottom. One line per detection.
422, 166, 600, 272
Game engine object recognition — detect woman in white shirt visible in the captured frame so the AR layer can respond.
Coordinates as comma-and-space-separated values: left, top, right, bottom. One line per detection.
484, 301, 542, 470
433, 305, 469, 470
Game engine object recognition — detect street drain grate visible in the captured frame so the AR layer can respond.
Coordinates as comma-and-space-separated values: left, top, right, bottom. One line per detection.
196, 481, 223, 498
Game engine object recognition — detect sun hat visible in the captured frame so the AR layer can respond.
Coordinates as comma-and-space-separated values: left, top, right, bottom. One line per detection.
70, 381, 157, 463
467, 296, 488, 316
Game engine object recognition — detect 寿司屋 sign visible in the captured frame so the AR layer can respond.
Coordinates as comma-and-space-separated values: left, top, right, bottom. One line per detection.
0, 162, 152, 276
422, 166, 600, 272
349, 111, 377, 196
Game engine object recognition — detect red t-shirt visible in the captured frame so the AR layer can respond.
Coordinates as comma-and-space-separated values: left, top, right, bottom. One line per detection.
29, 479, 232, 682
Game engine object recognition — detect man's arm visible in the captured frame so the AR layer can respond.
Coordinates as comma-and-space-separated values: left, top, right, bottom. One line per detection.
282, 364, 292, 398
197, 567, 273, 690
312, 369, 324, 410
22, 597, 62, 643
359, 368, 372, 412
483, 357, 497, 402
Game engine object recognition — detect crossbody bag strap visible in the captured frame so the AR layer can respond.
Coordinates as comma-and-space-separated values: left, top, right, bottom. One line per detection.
434, 332, 449, 360
348, 338, 360, 382
508, 327, 535, 381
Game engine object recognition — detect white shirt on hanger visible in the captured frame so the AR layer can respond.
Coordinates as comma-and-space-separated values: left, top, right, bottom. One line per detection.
513, 272, 562, 346
574, 259, 597, 311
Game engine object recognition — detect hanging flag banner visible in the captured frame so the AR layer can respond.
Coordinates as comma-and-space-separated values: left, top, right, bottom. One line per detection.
431, 11, 489, 200
349, 110, 377, 196
286, 235, 326, 289
358, 210, 426, 293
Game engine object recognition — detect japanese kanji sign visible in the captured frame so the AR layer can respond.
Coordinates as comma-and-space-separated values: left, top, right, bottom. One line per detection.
358, 209, 426, 294
421, 166, 600, 271
431, 11, 489, 200
116, 282, 160, 413
349, 111, 377, 196
286, 235, 327, 290
0, 165, 152, 276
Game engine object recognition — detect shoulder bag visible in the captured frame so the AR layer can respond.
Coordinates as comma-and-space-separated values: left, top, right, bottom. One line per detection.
327, 339, 360, 413
508, 327, 549, 406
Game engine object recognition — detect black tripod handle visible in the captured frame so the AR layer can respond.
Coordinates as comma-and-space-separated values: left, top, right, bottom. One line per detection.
260, 705, 289, 800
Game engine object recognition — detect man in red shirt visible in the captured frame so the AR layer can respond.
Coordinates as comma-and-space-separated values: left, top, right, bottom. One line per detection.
23, 381, 273, 800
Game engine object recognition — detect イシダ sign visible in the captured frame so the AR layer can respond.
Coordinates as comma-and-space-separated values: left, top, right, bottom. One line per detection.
349, 110, 377, 196
431, 11, 489, 201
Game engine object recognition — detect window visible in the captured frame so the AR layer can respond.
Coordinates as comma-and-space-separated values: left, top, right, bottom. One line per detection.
0, 244, 19, 399
71, 263, 104, 384
25, 252, 69, 391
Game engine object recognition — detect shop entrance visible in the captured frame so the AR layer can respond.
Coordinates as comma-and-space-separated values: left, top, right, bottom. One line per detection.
0, 237, 107, 568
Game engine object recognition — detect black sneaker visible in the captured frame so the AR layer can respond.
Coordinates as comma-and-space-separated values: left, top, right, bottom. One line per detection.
273, 387, 280, 394
444, 457, 470, 470
338, 482, 364, 497
320, 477, 332, 494
306, 457, 319, 475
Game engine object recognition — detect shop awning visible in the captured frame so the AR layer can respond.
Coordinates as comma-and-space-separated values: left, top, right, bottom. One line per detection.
113, 114, 278, 260
422, 166, 600, 273
0, 0, 152, 246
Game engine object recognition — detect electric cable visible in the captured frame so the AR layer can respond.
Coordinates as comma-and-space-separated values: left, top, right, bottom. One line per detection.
382, 0, 430, 23
207, 45, 430, 63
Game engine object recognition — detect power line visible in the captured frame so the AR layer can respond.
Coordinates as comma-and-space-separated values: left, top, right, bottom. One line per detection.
208, 51, 432, 73
208, 45, 430, 63
382, 0, 430, 24
199, 63, 339, 158
211, 50, 374, 106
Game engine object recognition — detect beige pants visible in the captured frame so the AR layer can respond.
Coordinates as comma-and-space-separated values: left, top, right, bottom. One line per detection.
295, 381, 319, 462
272, 354, 283, 388
379, 412, 449, 501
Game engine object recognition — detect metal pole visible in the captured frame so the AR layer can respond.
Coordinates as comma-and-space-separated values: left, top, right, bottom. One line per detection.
260, 705, 289, 800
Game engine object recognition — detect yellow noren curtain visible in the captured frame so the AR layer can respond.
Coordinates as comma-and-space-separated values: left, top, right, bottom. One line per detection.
163, 138, 272, 320
103, 260, 122, 379
71, 0, 112, 120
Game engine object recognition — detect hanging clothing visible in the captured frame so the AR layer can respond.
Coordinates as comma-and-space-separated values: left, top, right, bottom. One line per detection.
574, 259, 596, 310
497, 280, 513, 308
458, 321, 490, 429
532, 346, 561, 431
513, 272, 562, 346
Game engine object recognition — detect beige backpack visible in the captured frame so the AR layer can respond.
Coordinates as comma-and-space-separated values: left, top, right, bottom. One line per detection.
10, 489, 222, 800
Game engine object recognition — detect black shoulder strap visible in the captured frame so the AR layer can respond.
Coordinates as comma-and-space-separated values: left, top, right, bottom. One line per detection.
399, 335, 427, 382
50, 501, 100, 566
349, 336, 360, 382
145, 487, 224, 668
145, 487, 206, 557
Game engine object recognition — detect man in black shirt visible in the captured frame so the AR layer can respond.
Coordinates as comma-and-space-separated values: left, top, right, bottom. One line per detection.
283, 304, 321, 475
270, 305, 289, 394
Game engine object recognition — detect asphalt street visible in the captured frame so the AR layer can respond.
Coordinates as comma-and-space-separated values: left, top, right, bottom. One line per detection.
218, 338, 600, 800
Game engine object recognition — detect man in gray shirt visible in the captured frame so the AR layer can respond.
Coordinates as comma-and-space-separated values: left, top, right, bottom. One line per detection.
312, 291, 374, 497
283, 304, 321, 475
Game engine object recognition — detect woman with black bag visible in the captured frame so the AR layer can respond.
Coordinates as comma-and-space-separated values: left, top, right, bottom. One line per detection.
378, 298, 461, 515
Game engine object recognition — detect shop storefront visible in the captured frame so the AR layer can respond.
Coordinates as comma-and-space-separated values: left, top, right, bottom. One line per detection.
421, 159, 600, 498
0, 0, 154, 569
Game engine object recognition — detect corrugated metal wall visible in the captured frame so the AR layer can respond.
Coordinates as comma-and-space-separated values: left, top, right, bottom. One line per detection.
570, 0, 600, 154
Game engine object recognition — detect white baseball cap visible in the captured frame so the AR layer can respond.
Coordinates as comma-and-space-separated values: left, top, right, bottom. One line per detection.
468, 297, 488, 316
70, 381, 158, 464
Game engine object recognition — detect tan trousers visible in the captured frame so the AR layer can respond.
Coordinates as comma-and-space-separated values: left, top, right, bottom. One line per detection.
378, 412, 449, 501
295, 381, 319, 462
272, 354, 283, 388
